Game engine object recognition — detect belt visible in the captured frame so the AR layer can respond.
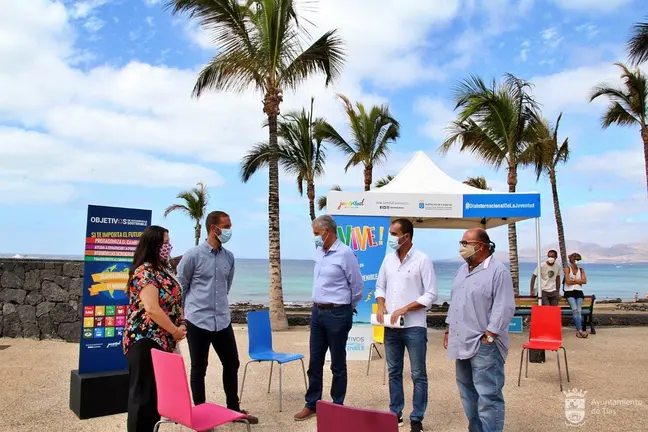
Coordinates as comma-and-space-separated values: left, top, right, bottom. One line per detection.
314, 303, 348, 309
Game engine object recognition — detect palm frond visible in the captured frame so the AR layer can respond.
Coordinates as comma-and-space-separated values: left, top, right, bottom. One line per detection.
627, 18, 648, 66
240, 142, 273, 182
463, 176, 491, 190
375, 175, 394, 188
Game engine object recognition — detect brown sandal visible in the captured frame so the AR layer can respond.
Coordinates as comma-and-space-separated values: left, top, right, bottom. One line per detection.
576, 330, 588, 338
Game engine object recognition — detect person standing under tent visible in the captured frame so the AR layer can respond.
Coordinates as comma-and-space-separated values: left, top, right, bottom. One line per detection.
444, 228, 516, 432
375, 218, 438, 432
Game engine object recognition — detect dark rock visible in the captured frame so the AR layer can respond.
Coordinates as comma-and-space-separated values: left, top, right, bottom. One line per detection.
17, 305, 36, 323
24, 270, 41, 291
68, 300, 79, 311
63, 262, 83, 278
25, 291, 44, 306
51, 303, 78, 324
3, 303, 16, 315
22, 322, 41, 339
3, 313, 22, 337
40, 269, 57, 282
69, 278, 83, 298
1, 271, 24, 289
54, 276, 70, 290
38, 315, 57, 339
42, 281, 68, 302
58, 322, 80, 342
3, 289, 27, 304
36, 301, 56, 318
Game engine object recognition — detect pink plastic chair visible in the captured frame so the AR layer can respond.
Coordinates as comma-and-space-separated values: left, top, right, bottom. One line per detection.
150, 349, 251, 432
316, 400, 398, 432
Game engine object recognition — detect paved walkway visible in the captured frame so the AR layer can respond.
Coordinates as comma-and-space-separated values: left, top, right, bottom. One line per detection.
1, 327, 647, 431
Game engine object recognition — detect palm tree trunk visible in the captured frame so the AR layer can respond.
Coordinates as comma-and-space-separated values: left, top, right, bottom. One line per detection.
265, 87, 288, 331
364, 164, 373, 191
307, 181, 316, 221
550, 168, 568, 269
642, 125, 648, 197
507, 165, 520, 295
194, 222, 201, 246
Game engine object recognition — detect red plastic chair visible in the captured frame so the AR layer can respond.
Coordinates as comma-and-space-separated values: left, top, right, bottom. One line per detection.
517, 305, 570, 391
150, 349, 251, 432
316, 400, 398, 432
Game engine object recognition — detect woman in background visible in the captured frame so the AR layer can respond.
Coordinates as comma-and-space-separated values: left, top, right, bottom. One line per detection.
123, 225, 186, 431
564, 252, 588, 338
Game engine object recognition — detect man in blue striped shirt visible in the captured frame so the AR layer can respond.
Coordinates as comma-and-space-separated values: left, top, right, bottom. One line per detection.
177, 210, 258, 424
294, 215, 364, 421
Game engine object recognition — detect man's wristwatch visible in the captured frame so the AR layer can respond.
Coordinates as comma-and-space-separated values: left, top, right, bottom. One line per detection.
486, 334, 495, 343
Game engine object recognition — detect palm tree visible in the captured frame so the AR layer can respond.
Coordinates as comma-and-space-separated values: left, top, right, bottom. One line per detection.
530, 112, 570, 268
375, 174, 394, 188
317, 185, 341, 211
167, 0, 345, 330
589, 62, 648, 197
627, 18, 648, 66
316, 94, 400, 191
463, 176, 491, 190
439, 73, 540, 294
164, 181, 209, 246
240, 98, 326, 222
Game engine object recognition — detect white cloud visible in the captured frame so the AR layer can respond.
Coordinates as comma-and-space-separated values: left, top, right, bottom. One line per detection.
83, 15, 104, 33
572, 145, 646, 186
70, 0, 108, 19
550, 0, 633, 12
145, 16, 154, 27
143, 0, 162, 6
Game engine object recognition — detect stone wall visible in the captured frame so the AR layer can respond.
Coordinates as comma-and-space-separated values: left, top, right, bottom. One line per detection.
0, 259, 83, 342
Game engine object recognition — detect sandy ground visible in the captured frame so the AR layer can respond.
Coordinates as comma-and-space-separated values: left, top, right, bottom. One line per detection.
1, 326, 648, 432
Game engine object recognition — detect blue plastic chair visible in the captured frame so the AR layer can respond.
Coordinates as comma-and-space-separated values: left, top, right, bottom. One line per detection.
239, 309, 307, 412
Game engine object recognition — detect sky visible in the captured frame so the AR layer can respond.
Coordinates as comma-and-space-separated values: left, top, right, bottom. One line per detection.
1, 0, 648, 261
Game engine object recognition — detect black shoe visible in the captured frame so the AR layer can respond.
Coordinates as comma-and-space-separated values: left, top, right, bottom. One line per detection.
410, 420, 423, 432
397, 416, 404, 427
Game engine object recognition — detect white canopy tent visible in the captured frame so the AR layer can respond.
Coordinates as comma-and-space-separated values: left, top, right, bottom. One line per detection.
327, 151, 543, 300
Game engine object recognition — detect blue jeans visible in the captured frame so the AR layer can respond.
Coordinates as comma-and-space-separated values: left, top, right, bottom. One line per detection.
305, 305, 353, 410
455, 341, 505, 432
385, 326, 428, 422
566, 297, 583, 331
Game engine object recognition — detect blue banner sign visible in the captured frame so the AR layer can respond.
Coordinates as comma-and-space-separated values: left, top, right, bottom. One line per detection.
462, 193, 541, 218
332, 215, 391, 323
509, 316, 523, 333
78, 205, 152, 374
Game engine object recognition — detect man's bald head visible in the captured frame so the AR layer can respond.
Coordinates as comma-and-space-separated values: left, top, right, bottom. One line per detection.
463, 227, 489, 243
460, 227, 493, 265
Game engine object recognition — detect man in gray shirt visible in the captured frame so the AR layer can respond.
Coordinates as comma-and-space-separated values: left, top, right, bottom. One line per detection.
443, 228, 515, 432
177, 210, 258, 423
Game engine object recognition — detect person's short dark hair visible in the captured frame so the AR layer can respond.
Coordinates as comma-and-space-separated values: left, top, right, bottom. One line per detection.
205, 211, 229, 233
476, 229, 496, 254
548, 249, 558, 258
392, 218, 414, 239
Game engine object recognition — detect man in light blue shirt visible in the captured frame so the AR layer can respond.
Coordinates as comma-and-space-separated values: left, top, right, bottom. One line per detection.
177, 210, 258, 423
294, 215, 364, 421
444, 228, 515, 432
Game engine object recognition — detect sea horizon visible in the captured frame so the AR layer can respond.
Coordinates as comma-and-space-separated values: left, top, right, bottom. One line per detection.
2, 254, 647, 303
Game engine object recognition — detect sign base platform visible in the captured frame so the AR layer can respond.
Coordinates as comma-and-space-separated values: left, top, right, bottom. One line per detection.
69, 369, 129, 419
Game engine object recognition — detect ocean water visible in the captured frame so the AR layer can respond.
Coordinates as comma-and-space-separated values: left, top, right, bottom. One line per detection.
230, 259, 648, 304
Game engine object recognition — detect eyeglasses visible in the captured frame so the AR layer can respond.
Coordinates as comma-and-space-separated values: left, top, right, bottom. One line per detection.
459, 240, 483, 247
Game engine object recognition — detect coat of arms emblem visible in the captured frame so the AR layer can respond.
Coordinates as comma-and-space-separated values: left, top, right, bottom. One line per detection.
563, 388, 587, 426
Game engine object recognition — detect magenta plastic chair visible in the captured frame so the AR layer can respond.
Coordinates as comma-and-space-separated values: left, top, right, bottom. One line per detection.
316, 400, 399, 432
150, 349, 251, 431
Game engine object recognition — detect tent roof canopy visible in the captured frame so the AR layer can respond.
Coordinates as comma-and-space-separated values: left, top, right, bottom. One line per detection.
327, 151, 540, 229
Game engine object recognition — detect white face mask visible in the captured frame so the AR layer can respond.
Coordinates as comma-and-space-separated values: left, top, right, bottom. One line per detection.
459, 244, 477, 261
547, 257, 556, 264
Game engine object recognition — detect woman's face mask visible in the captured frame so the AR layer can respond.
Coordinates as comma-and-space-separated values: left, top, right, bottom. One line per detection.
159, 243, 173, 261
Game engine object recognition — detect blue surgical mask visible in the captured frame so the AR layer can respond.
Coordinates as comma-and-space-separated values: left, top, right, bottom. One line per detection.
314, 235, 324, 248
388, 234, 401, 250
218, 228, 232, 244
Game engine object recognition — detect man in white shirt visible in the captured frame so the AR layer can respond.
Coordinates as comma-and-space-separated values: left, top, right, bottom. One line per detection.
530, 249, 560, 306
375, 219, 438, 432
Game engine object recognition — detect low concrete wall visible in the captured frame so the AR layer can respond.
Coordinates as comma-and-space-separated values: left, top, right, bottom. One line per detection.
0, 259, 83, 342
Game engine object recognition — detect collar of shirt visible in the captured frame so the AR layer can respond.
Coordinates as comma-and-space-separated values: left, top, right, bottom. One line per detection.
200, 240, 223, 255
321, 238, 342, 255
467, 255, 492, 275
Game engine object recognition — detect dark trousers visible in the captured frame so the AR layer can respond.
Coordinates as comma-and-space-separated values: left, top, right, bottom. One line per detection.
541, 290, 559, 306
186, 320, 241, 410
126, 338, 162, 432
305, 304, 353, 410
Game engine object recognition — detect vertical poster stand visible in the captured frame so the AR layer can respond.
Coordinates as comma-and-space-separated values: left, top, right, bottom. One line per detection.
70, 205, 151, 419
